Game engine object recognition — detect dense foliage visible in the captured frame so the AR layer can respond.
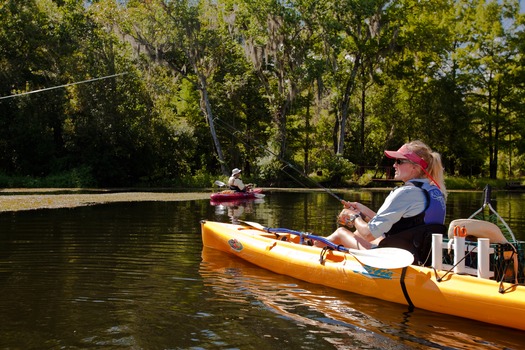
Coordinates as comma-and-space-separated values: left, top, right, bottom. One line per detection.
0, 0, 523, 187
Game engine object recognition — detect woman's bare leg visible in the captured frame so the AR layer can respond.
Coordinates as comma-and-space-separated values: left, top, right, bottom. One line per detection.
315, 227, 373, 250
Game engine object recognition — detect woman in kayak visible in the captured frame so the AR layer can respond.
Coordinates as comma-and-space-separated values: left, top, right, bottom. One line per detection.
228, 168, 253, 192
318, 140, 447, 262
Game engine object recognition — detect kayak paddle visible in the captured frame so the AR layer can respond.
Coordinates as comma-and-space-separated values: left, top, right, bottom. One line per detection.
239, 220, 414, 269
214, 180, 227, 187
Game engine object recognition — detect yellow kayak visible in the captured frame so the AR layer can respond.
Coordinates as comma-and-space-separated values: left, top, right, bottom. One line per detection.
200, 220, 525, 331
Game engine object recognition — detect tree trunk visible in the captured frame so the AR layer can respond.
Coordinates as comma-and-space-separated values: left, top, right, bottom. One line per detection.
360, 74, 366, 153
304, 90, 311, 174
492, 81, 503, 179
335, 56, 360, 155
198, 73, 228, 176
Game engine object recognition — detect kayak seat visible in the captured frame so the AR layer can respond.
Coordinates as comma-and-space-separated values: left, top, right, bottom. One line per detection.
379, 223, 447, 266
447, 219, 508, 244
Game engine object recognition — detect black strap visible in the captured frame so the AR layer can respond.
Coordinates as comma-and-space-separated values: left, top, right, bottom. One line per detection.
319, 246, 332, 264
400, 267, 414, 312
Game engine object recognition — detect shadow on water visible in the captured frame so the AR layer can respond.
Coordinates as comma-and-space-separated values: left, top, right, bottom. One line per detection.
0, 190, 524, 349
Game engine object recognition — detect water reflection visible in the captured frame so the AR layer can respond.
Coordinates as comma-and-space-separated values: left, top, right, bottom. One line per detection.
210, 198, 264, 224
200, 247, 525, 350
0, 190, 524, 349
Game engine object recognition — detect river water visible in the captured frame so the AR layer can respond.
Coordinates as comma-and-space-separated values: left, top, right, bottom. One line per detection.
1, 189, 525, 349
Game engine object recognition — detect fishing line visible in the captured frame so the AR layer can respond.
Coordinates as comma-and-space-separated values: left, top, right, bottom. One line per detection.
213, 116, 345, 203
279, 165, 312, 189
0, 72, 128, 100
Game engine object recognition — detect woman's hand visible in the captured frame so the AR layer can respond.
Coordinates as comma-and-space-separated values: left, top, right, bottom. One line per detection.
341, 201, 375, 220
342, 200, 360, 211
340, 203, 360, 218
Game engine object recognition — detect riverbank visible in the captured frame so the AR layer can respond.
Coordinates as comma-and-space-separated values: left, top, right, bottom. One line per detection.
0, 189, 211, 212
1, 182, 521, 213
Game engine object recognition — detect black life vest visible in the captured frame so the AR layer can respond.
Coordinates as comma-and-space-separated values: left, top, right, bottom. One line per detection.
386, 181, 445, 236
379, 181, 447, 266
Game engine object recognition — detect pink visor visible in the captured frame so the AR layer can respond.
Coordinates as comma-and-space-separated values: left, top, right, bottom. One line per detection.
384, 144, 428, 169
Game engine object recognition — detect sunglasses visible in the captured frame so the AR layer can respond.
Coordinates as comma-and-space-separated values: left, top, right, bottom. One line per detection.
394, 159, 412, 165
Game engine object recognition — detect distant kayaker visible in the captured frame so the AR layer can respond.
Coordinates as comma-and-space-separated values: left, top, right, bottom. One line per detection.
228, 168, 253, 192
318, 140, 447, 264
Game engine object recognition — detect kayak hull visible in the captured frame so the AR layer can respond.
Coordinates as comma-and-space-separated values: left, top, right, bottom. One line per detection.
201, 220, 525, 331
210, 188, 263, 202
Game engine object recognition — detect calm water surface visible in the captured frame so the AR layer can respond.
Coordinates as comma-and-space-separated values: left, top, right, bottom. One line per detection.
1, 189, 525, 349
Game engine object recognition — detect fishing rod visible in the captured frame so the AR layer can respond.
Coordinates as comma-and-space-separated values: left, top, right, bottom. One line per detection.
213, 116, 346, 204
0, 72, 128, 100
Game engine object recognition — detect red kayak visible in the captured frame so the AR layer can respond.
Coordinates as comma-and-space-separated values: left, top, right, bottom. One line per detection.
210, 188, 264, 202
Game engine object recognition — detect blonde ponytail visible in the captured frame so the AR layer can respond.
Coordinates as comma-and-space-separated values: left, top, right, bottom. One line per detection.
406, 141, 447, 198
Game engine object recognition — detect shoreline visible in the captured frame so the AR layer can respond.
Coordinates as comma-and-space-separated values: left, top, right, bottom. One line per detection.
0, 191, 211, 212
0, 186, 489, 213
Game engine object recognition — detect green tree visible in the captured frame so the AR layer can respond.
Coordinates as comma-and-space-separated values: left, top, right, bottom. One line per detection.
293, 0, 399, 158
1, 0, 525, 187
222, 0, 311, 162
116, 0, 232, 175
0, 0, 68, 175
454, 0, 522, 179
